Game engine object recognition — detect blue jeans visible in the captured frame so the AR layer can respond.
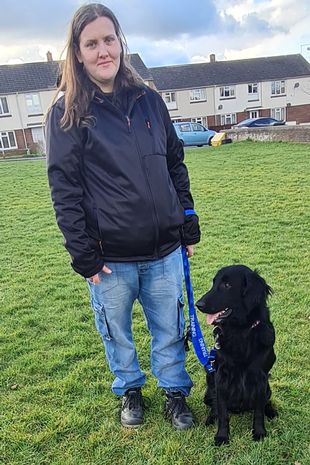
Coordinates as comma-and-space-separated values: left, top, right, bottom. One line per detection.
87, 247, 193, 396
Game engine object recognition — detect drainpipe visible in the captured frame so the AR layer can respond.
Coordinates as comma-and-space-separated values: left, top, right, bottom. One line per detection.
15, 92, 30, 155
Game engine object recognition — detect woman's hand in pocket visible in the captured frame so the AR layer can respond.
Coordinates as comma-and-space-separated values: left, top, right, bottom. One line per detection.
88, 265, 112, 284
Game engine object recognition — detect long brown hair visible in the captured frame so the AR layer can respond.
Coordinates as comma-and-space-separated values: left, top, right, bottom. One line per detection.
54, 3, 144, 129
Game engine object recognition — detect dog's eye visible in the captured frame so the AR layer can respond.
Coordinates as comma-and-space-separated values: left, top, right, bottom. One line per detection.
223, 282, 231, 289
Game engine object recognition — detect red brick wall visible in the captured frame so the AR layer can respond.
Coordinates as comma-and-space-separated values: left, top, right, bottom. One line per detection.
287, 104, 310, 124
261, 109, 270, 117
15, 129, 27, 149
1, 128, 35, 157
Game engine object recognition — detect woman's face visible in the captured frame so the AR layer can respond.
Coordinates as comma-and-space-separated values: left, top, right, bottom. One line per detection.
76, 16, 122, 93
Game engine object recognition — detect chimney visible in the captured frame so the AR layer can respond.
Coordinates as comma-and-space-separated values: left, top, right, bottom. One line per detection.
210, 53, 216, 63
47, 51, 53, 62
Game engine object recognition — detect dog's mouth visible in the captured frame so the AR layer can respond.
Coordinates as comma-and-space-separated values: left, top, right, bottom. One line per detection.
206, 307, 232, 325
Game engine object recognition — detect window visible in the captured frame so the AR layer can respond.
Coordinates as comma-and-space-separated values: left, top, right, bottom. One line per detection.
192, 116, 208, 126
248, 83, 259, 101
163, 92, 175, 104
179, 123, 191, 132
25, 93, 42, 114
271, 108, 285, 120
0, 97, 9, 115
162, 92, 177, 110
32, 126, 46, 153
250, 110, 260, 118
248, 83, 258, 95
220, 114, 237, 125
220, 86, 235, 98
192, 123, 204, 132
271, 81, 285, 96
0, 131, 17, 149
190, 88, 206, 102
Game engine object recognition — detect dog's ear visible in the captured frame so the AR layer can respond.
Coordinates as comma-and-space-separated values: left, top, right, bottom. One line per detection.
243, 269, 272, 310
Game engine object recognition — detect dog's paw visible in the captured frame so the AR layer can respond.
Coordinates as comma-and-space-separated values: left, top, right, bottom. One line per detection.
214, 434, 229, 446
265, 404, 278, 420
205, 414, 216, 426
252, 428, 266, 441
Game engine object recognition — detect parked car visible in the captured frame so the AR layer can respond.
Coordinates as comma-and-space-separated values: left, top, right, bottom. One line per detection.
233, 117, 285, 128
173, 122, 216, 147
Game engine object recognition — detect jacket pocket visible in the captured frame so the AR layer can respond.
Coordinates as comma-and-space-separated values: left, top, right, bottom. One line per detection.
143, 154, 184, 229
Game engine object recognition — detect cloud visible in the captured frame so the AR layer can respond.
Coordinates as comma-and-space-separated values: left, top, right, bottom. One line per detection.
0, 0, 77, 40
104, 0, 225, 39
0, 0, 309, 66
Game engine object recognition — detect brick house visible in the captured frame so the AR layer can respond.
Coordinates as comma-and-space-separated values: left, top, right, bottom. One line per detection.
1, 52, 310, 155
150, 54, 310, 131
0, 53, 154, 156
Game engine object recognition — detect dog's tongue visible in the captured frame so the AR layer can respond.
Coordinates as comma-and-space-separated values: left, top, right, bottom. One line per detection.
206, 311, 224, 325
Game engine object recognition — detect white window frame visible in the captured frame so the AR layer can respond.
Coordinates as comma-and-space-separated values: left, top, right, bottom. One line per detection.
31, 126, 46, 153
162, 92, 177, 110
248, 83, 258, 95
220, 113, 237, 125
271, 107, 285, 121
190, 88, 206, 102
271, 80, 285, 96
220, 86, 235, 98
250, 110, 260, 118
0, 131, 17, 149
163, 92, 176, 104
0, 96, 9, 115
191, 116, 208, 127
25, 93, 42, 114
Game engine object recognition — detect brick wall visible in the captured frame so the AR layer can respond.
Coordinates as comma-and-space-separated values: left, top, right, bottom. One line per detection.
1, 128, 35, 157
226, 125, 310, 143
287, 104, 310, 124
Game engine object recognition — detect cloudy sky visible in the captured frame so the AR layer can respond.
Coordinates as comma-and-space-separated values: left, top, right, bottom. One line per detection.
0, 0, 310, 67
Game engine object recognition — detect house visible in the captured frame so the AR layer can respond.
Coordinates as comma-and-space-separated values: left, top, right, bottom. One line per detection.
150, 54, 310, 130
1, 52, 310, 155
0, 53, 154, 155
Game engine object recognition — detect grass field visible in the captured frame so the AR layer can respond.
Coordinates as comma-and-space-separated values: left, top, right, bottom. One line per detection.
0, 141, 309, 465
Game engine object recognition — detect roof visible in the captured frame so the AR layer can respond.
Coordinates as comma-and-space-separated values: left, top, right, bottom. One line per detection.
1, 53, 309, 95
0, 60, 61, 94
0, 53, 152, 95
129, 53, 153, 81
149, 54, 310, 91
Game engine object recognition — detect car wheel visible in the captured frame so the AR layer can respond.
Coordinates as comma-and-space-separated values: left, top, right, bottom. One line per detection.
208, 137, 213, 146
197, 144, 203, 147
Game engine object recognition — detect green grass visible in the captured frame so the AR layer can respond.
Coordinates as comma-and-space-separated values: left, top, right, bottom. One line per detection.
0, 141, 309, 465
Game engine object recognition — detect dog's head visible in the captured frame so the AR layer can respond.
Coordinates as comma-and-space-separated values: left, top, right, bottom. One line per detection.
195, 265, 272, 326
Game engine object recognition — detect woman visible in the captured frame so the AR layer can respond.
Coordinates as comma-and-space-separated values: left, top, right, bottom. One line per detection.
46, 3, 200, 430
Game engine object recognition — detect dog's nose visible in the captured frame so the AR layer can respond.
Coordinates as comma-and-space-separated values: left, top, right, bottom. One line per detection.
195, 299, 206, 313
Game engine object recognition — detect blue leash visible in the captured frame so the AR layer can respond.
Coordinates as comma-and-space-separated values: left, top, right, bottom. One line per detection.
181, 244, 216, 373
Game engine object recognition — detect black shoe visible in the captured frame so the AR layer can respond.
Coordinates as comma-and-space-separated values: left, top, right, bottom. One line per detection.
121, 388, 143, 428
164, 391, 194, 430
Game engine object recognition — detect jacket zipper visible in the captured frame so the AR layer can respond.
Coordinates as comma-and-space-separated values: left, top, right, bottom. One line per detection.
131, 94, 160, 256
94, 91, 160, 257
131, 123, 160, 257
145, 119, 155, 153
125, 115, 131, 132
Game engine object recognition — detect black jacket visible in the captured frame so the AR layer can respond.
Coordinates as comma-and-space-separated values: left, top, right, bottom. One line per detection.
46, 86, 200, 278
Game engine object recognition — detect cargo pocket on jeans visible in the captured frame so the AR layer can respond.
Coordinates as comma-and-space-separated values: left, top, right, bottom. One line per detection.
177, 295, 186, 339
91, 299, 112, 341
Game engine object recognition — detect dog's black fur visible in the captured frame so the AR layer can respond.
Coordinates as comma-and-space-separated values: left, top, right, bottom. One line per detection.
196, 265, 277, 446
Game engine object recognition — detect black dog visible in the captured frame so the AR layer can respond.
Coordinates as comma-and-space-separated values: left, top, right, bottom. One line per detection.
196, 265, 277, 446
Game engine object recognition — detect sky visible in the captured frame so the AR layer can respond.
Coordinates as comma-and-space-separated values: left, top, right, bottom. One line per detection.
0, 0, 310, 67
